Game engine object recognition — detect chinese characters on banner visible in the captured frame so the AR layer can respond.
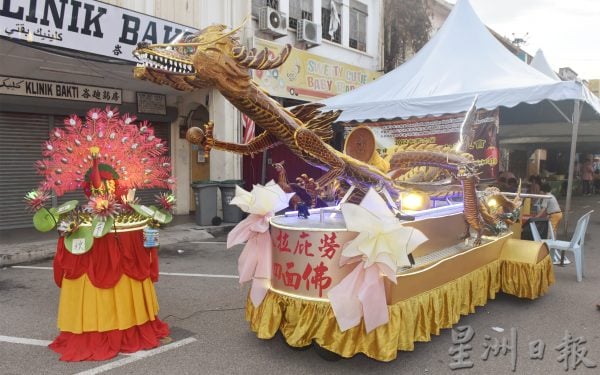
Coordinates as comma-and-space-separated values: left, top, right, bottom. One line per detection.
271, 228, 356, 298
449, 325, 597, 372
343, 109, 500, 181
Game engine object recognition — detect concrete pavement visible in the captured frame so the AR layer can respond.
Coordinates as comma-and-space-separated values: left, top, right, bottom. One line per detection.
0, 214, 235, 267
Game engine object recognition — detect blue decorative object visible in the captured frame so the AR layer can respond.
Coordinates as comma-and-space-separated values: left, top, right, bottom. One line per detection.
143, 227, 159, 248
297, 203, 310, 219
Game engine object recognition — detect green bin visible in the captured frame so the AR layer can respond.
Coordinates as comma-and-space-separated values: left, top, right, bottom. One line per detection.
191, 181, 219, 226
218, 180, 245, 223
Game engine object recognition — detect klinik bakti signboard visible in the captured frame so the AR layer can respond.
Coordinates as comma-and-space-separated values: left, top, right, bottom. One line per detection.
1, 0, 197, 62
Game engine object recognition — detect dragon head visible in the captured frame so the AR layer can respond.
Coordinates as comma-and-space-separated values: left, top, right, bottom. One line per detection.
133, 24, 291, 93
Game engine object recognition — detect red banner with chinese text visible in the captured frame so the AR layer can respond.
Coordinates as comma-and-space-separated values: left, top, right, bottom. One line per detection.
344, 109, 500, 180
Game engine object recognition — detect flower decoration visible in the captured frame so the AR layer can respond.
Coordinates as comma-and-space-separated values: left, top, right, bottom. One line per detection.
229, 180, 293, 216
87, 108, 102, 122
122, 113, 136, 125
85, 195, 121, 219
328, 188, 428, 333
155, 192, 176, 212
227, 181, 295, 306
64, 115, 82, 128
57, 219, 79, 237
28, 107, 176, 252
104, 106, 119, 119
24, 189, 51, 212
37, 107, 173, 196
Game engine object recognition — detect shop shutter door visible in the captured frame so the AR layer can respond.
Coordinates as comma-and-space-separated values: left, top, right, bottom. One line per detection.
0, 112, 50, 230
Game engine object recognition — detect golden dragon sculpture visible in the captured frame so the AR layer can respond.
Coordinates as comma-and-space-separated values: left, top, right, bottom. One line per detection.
132, 24, 464, 199
132, 24, 520, 244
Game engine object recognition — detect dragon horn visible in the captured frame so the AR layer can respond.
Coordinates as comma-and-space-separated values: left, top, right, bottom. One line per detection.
232, 44, 292, 70
151, 13, 251, 48
514, 178, 522, 203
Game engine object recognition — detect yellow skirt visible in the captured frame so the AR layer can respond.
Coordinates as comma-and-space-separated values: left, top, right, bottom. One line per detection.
57, 274, 160, 334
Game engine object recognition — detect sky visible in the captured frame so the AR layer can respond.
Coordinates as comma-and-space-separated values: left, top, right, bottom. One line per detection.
446, 0, 600, 80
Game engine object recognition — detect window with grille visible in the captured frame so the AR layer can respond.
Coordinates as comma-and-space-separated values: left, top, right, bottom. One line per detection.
349, 0, 367, 52
252, 0, 280, 17
321, 0, 341, 44
289, 0, 313, 29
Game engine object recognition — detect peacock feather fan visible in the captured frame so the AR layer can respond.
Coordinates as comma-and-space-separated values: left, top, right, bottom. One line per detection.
37, 106, 174, 198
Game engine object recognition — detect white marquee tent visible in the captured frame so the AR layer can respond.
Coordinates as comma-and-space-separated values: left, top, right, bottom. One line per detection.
530, 49, 561, 81
322, 0, 600, 231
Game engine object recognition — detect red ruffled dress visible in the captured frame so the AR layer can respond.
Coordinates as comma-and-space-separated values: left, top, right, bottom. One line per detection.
49, 229, 169, 361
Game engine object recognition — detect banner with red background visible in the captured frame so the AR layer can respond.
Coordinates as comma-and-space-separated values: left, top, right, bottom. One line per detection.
344, 109, 500, 180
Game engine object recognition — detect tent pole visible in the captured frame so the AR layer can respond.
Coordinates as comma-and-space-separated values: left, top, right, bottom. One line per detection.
563, 99, 582, 235
549, 101, 573, 123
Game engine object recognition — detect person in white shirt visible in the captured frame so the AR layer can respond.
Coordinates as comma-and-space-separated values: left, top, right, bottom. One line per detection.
535, 183, 562, 235
536, 183, 569, 265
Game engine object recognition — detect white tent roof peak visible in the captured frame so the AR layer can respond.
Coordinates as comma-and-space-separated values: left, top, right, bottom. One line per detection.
322, 0, 600, 122
530, 49, 561, 81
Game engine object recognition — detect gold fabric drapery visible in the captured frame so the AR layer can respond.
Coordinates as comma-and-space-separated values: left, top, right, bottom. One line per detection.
246, 256, 554, 362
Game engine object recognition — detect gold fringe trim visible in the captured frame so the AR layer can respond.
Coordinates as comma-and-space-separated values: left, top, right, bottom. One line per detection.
245, 255, 554, 362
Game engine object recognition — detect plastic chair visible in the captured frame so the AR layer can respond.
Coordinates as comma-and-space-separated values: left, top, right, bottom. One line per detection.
529, 219, 560, 263
543, 210, 593, 282
529, 219, 555, 241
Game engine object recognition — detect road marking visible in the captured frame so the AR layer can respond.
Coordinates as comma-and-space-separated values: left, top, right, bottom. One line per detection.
0, 335, 52, 347
159, 272, 238, 279
11, 266, 238, 279
74, 337, 197, 375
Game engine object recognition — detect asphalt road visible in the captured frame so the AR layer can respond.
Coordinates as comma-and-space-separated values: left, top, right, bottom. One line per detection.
2, 196, 600, 374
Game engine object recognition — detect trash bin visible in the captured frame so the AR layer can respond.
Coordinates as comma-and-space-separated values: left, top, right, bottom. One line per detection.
218, 180, 245, 223
191, 181, 219, 226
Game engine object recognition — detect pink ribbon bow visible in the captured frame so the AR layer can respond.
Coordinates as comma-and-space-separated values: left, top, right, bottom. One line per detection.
227, 213, 273, 307
328, 258, 392, 333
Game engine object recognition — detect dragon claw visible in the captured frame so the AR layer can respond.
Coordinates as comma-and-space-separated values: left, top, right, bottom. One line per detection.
185, 122, 215, 157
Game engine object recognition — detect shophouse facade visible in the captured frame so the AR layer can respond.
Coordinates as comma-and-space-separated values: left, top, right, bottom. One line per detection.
0, 0, 383, 229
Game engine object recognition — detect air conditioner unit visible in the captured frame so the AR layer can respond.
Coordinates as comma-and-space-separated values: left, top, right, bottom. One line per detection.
297, 19, 322, 46
259, 6, 287, 37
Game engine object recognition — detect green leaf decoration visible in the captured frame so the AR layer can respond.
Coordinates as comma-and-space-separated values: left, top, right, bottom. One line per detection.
131, 204, 156, 218
32, 209, 58, 232
64, 227, 94, 255
91, 215, 114, 238
56, 200, 78, 215
153, 209, 173, 224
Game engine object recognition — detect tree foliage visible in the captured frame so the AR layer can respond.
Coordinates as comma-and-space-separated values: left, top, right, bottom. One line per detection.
383, 0, 432, 72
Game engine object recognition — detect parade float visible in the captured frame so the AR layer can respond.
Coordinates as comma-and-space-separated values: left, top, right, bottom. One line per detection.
26, 107, 175, 361
132, 24, 554, 361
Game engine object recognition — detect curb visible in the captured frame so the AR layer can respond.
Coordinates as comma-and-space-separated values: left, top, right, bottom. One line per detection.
0, 240, 56, 268
0, 223, 236, 268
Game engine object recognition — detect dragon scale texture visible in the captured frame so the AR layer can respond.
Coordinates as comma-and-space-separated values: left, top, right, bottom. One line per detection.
131, 24, 519, 240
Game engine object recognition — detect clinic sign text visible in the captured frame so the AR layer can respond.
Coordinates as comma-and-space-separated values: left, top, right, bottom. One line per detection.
0, 0, 197, 62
